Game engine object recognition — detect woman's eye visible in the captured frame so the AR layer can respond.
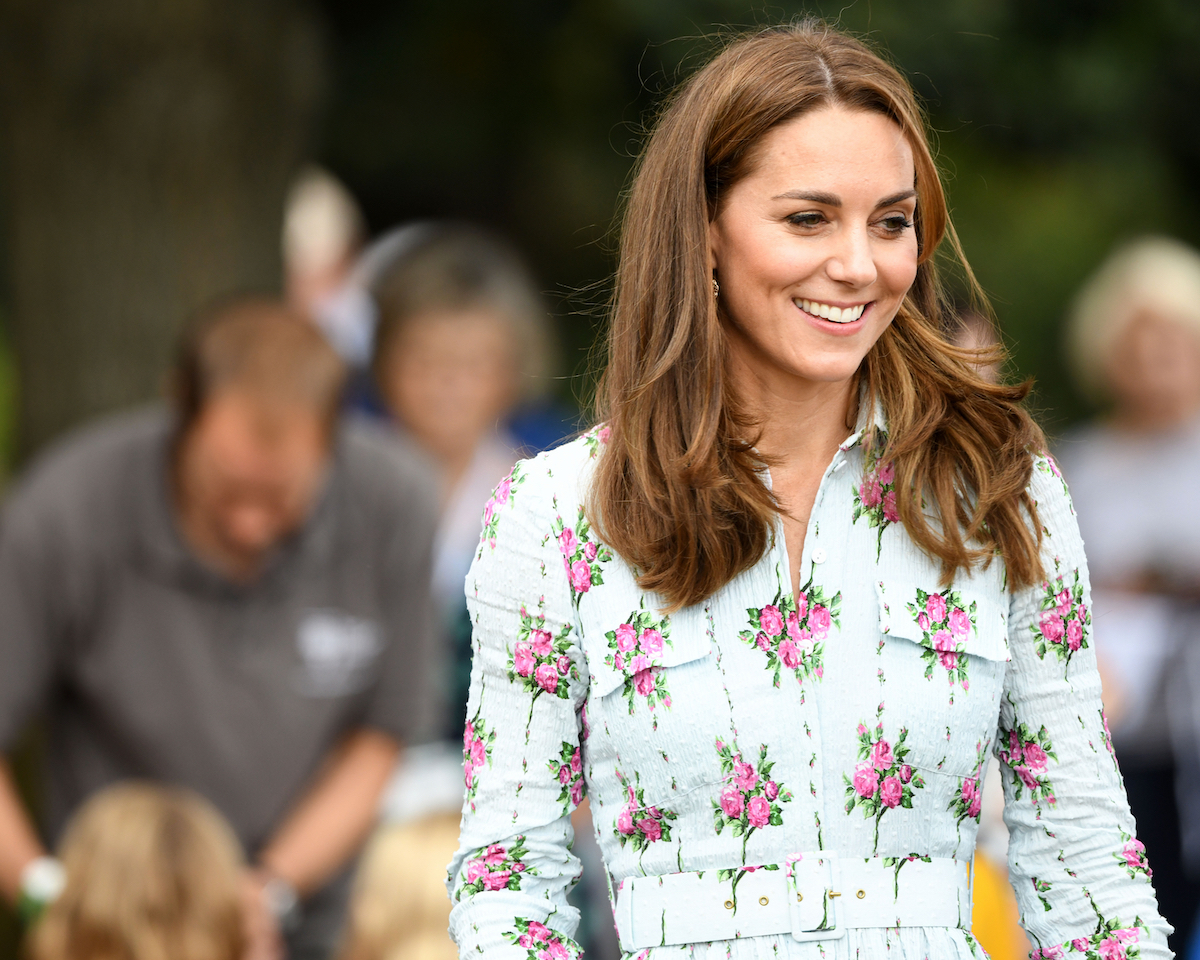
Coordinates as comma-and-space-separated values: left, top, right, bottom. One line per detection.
878, 215, 913, 234
787, 212, 826, 228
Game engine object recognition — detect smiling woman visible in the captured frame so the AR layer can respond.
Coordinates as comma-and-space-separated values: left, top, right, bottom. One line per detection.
446, 20, 1171, 960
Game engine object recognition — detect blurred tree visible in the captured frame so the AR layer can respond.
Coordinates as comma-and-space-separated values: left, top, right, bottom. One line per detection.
0, 0, 327, 458
316, 0, 1200, 429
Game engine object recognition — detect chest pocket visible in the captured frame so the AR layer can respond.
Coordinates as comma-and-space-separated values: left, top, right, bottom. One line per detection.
581, 603, 727, 809
873, 579, 1009, 777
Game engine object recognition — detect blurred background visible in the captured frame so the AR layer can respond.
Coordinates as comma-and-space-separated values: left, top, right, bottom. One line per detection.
1, 1, 1199, 959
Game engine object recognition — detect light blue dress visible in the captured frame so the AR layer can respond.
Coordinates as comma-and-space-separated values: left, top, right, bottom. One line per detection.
447, 407, 1170, 960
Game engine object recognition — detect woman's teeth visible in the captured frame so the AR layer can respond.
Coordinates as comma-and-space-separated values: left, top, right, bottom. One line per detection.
796, 299, 867, 323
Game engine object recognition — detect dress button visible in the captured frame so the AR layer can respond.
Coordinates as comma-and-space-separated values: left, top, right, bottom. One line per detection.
811, 548, 827, 564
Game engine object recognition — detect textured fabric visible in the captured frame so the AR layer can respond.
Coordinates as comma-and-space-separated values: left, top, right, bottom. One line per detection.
448, 410, 1171, 960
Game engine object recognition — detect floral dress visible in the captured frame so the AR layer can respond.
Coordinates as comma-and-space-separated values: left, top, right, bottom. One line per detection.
447, 408, 1170, 960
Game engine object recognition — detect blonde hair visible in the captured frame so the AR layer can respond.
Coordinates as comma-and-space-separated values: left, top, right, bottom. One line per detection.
1066, 235, 1200, 403
26, 783, 245, 960
337, 814, 460, 960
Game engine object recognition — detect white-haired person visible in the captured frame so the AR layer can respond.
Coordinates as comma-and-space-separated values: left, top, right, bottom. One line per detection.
1057, 235, 1200, 955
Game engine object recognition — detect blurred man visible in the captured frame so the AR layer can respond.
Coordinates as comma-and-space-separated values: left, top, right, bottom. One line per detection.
0, 297, 441, 959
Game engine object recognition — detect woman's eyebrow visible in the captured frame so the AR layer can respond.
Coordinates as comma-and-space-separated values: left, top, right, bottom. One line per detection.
770, 188, 917, 207
772, 189, 841, 205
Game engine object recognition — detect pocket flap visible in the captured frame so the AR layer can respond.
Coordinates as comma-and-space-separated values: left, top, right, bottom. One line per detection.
586, 605, 713, 697
875, 579, 1009, 662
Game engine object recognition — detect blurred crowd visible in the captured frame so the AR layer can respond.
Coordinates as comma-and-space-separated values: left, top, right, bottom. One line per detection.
2, 165, 1200, 960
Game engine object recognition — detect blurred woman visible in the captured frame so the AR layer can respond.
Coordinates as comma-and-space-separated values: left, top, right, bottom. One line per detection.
369, 224, 556, 738
1057, 235, 1200, 952
26, 782, 245, 960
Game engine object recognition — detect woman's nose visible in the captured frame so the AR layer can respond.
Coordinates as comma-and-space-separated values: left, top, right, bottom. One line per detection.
825, 225, 877, 288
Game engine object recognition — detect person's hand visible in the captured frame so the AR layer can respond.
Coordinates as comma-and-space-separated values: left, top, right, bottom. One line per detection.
240, 869, 284, 960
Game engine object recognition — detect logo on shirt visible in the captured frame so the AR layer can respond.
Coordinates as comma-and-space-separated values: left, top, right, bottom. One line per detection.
294, 610, 382, 697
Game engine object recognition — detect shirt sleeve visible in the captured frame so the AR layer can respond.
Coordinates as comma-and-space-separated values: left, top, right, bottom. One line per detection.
999, 455, 1172, 960
446, 456, 588, 960
0, 476, 68, 751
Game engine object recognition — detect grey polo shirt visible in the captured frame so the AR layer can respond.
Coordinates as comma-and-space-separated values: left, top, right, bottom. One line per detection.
0, 407, 441, 951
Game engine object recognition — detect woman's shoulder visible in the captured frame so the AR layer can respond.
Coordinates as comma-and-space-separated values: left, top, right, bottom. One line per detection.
475, 432, 599, 550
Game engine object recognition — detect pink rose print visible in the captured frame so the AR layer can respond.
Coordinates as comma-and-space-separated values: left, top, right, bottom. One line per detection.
853, 762, 879, 798
860, 476, 883, 509
712, 739, 793, 863
746, 795, 771, 827
733, 760, 759, 792
548, 741, 586, 814
513, 643, 535, 677
844, 719, 925, 853
529, 629, 553, 657
720, 788, 744, 819
637, 818, 662, 842
903, 587, 977, 697
1114, 830, 1152, 880
1067, 619, 1084, 651
949, 607, 971, 640
462, 714, 497, 812
871, 739, 894, 770
1032, 562, 1090, 671
506, 603, 577, 720
584, 423, 611, 459
998, 720, 1057, 807
1061, 916, 1145, 960
808, 605, 833, 639
504, 918, 582, 960
639, 628, 664, 656
552, 506, 613, 608
740, 573, 840, 689
568, 560, 592, 594
456, 836, 536, 899
852, 437, 900, 557
613, 769, 676, 857
478, 462, 526, 554
926, 593, 947, 623
604, 606, 674, 714
882, 491, 900, 524
1022, 741, 1049, 772
534, 662, 559, 693
759, 605, 784, 637
949, 741, 989, 839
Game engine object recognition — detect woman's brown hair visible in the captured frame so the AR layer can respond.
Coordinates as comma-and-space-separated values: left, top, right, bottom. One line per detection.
589, 20, 1045, 611
26, 782, 245, 960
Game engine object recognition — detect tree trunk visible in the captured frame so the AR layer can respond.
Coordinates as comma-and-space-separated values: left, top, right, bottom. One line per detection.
0, 0, 326, 458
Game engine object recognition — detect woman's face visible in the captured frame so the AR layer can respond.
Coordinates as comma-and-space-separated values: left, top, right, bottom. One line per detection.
708, 105, 919, 400
380, 308, 518, 466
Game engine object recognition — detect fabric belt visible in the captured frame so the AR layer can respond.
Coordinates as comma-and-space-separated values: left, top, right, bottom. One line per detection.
613, 854, 972, 951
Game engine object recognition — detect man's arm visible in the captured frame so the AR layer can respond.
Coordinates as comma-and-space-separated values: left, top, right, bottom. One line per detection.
0, 759, 47, 902
256, 726, 399, 896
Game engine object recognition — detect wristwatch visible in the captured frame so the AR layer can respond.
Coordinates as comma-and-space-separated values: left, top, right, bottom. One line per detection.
18, 856, 66, 923
261, 873, 302, 934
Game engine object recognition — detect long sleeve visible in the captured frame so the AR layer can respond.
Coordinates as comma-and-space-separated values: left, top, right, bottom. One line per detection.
446, 457, 589, 960
999, 456, 1172, 960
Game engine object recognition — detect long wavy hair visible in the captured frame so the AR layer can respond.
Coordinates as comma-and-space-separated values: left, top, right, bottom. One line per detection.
589, 21, 1045, 612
